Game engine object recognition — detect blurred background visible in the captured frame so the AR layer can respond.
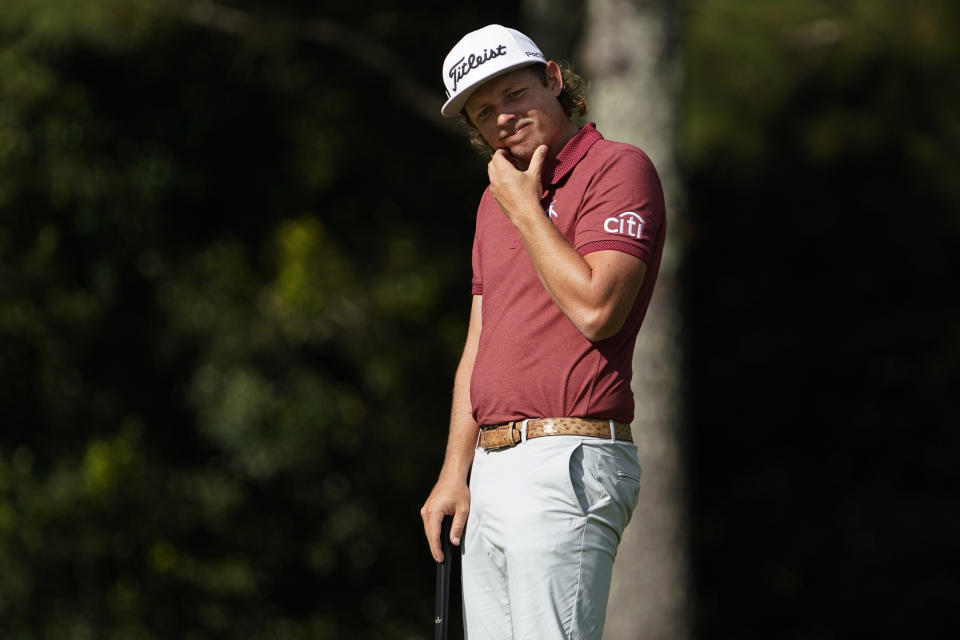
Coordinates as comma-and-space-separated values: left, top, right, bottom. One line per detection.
1, 1, 957, 638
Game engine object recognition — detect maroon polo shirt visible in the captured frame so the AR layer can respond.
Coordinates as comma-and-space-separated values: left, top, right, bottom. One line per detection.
469, 122, 666, 426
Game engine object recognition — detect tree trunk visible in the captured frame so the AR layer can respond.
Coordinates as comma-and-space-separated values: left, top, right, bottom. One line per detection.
577, 1, 690, 638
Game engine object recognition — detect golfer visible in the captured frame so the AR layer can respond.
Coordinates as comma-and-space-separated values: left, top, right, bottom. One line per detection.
421, 24, 667, 639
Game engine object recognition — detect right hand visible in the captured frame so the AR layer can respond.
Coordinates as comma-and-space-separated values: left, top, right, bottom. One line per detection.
420, 478, 471, 563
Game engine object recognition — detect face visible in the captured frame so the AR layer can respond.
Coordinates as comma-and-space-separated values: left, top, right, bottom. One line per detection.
463, 62, 575, 168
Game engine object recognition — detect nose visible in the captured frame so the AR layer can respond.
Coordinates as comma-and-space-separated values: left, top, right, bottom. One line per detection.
496, 109, 517, 129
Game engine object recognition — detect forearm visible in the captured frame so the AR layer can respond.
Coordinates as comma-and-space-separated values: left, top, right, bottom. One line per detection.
513, 207, 591, 298
513, 209, 638, 340
438, 354, 480, 483
487, 146, 644, 340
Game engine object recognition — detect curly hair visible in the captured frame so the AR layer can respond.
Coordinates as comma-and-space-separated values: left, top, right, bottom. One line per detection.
457, 61, 590, 155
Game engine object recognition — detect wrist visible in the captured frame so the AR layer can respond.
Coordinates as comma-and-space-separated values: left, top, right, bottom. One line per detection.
511, 202, 549, 232
438, 466, 470, 486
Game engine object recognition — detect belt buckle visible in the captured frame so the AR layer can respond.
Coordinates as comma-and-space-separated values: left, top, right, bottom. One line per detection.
484, 421, 524, 451
480, 425, 503, 451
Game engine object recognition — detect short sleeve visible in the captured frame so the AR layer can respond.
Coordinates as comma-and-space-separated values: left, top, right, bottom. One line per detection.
573, 146, 666, 263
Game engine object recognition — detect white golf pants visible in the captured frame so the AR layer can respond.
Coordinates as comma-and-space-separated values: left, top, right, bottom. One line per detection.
461, 434, 642, 639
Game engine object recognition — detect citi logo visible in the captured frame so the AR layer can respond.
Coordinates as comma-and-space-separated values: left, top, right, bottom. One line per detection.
603, 211, 644, 238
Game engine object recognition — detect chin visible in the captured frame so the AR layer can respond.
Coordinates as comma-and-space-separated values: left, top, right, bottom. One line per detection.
509, 143, 536, 163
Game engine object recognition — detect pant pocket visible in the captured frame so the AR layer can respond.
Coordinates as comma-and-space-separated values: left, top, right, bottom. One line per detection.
614, 467, 642, 513
579, 445, 642, 535
568, 443, 591, 516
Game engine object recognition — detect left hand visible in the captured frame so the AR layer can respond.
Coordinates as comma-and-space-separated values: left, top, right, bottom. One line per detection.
487, 145, 548, 222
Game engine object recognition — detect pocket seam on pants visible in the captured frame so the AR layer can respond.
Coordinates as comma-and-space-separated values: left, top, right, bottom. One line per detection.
567, 442, 590, 517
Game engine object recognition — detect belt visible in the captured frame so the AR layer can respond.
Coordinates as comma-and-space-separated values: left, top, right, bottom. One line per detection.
479, 417, 632, 451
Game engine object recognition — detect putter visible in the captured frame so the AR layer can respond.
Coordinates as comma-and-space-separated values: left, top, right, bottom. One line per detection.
434, 515, 453, 640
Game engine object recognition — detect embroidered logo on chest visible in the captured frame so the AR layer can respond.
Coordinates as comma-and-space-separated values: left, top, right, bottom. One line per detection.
603, 211, 644, 239
547, 200, 559, 222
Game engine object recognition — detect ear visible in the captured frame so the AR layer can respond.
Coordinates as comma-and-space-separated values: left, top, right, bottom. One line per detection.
545, 61, 564, 97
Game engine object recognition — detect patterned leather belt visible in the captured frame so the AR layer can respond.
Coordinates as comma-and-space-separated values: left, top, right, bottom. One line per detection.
479, 417, 633, 451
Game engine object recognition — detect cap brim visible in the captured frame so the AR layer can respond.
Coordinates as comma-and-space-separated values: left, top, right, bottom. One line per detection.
440, 61, 542, 118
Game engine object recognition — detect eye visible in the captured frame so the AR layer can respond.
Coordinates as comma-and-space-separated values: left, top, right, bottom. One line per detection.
475, 106, 492, 121
506, 88, 525, 100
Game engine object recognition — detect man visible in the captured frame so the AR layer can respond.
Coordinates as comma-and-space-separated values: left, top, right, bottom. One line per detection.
420, 24, 666, 639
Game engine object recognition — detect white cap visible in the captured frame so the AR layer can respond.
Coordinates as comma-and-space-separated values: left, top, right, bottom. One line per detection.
440, 24, 546, 117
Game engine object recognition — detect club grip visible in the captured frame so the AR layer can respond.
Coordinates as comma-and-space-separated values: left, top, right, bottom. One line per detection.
434, 515, 453, 639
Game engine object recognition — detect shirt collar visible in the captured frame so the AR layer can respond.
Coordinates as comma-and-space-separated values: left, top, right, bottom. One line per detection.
541, 122, 603, 187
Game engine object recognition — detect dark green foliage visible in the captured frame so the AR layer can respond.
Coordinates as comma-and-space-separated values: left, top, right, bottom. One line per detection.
681, 1, 960, 637
0, 1, 519, 637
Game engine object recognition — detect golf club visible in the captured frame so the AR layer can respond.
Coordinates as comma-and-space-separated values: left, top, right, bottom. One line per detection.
434, 515, 453, 640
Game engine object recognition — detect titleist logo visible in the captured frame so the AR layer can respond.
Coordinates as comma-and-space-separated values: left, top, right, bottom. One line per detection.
448, 44, 508, 92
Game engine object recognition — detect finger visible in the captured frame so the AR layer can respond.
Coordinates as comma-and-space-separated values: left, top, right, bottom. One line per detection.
488, 150, 504, 174
489, 150, 508, 172
421, 506, 444, 563
527, 144, 548, 177
450, 506, 469, 547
